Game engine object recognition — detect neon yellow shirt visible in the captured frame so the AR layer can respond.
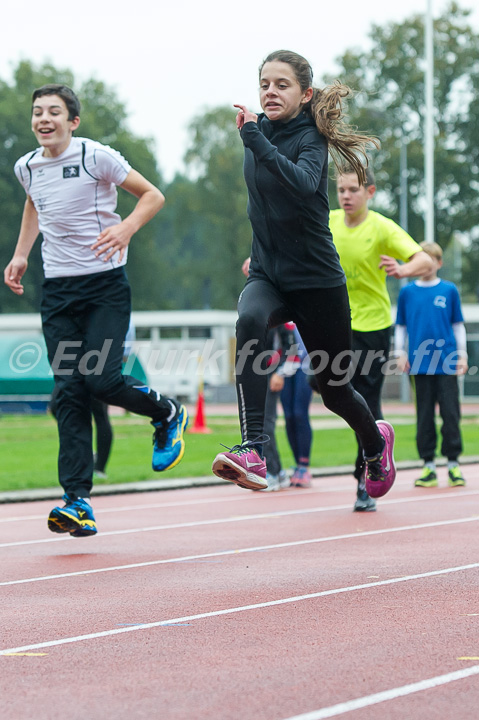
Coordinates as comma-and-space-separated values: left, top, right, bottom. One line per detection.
330, 209, 421, 332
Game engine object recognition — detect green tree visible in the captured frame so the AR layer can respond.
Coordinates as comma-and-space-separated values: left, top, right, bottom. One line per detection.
155, 173, 217, 309
154, 107, 252, 311
183, 107, 252, 308
323, 2, 479, 298
0, 60, 166, 313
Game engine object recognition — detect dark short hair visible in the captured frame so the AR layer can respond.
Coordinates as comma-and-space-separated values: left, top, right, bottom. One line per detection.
32, 84, 81, 121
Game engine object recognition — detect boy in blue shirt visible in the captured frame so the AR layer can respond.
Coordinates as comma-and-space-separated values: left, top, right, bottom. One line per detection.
395, 242, 468, 487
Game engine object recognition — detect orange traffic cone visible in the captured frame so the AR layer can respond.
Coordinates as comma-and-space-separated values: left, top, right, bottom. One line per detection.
189, 384, 211, 434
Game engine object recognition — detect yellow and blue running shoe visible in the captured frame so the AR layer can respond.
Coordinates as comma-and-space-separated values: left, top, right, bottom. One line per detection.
48, 495, 97, 537
152, 404, 188, 471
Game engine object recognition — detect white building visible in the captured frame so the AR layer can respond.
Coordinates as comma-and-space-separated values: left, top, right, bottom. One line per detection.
1, 305, 479, 408
0, 310, 238, 405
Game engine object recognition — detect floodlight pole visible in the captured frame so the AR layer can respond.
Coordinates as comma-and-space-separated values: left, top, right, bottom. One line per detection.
399, 138, 411, 403
424, 0, 435, 243
399, 139, 409, 233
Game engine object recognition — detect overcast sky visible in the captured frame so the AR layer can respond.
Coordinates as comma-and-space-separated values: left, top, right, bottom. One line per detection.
2, 0, 478, 182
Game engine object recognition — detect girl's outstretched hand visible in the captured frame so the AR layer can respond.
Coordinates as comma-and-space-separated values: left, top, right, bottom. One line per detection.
234, 104, 258, 130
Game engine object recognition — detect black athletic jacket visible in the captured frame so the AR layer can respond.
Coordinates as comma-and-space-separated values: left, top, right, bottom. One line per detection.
240, 112, 345, 291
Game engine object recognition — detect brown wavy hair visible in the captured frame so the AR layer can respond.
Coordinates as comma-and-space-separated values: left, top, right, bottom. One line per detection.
259, 50, 379, 184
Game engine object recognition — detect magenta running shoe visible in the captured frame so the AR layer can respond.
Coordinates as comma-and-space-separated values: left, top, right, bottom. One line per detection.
364, 420, 396, 498
212, 441, 267, 490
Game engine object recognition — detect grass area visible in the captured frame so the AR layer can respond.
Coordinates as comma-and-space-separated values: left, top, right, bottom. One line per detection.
1, 412, 478, 492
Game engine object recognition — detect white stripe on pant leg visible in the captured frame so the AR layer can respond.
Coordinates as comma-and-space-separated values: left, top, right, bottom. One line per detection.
238, 382, 247, 441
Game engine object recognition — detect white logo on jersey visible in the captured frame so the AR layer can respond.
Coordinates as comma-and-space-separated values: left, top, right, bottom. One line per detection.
434, 295, 447, 308
63, 165, 80, 178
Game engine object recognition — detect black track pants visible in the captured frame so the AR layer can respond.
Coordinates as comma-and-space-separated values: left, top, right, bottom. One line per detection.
350, 327, 391, 480
413, 374, 463, 462
41, 268, 174, 499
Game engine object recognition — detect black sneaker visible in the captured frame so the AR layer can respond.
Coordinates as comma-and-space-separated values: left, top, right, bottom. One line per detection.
414, 468, 438, 488
353, 486, 377, 512
448, 466, 466, 487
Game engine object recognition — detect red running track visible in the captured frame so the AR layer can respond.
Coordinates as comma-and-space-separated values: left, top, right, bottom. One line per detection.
1, 465, 479, 720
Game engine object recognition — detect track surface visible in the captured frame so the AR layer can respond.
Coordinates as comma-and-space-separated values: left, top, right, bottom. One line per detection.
1, 465, 478, 720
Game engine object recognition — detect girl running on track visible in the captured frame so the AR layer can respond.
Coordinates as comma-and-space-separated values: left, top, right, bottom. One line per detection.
212, 49, 396, 500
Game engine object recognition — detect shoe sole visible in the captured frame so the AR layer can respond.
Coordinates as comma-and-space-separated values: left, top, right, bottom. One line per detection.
212, 454, 267, 490
366, 420, 396, 498
153, 407, 189, 472
353, 502, 377, 512
415, 481, 439, 488
47, 513, 71, 534
48, 508, 97, 537
448, 480, 466, 487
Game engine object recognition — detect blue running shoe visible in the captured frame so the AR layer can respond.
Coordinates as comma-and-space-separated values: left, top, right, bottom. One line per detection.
48, 495, 97, 537
152, 404, 188, 471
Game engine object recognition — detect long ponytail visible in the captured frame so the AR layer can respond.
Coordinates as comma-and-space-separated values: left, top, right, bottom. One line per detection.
309, 82, 379, 185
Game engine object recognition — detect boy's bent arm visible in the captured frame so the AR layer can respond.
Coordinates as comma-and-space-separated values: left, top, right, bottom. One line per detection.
4, 196, 39, 295
401, 250, 434, 277
120, 170, 165, 232
91, 170, 165, 263
379, 250, 433, 279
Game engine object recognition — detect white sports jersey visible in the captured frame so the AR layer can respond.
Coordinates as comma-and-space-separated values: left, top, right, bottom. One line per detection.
14, 136, 131, 278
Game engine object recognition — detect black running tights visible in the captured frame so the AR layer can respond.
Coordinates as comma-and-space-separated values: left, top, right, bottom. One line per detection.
235, 279, 383, 458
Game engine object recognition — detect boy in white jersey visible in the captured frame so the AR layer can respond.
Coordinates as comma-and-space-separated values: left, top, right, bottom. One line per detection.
330, 165, 432, 512
4, 84, 188, 537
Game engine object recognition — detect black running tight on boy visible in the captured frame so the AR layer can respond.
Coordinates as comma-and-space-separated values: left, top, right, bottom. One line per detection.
350, 326, 391, 481
42, 268, 176, 499
235, 278, 383, 457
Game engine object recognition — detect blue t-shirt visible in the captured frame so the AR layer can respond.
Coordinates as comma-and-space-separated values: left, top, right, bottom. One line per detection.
396, 280, 464, 375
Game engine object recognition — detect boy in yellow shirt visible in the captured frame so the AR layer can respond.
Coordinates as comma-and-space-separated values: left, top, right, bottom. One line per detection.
330, 165, 432, 511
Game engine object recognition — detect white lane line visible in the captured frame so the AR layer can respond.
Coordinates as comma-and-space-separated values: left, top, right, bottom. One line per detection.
0, 486, 348, 523
0, 488, 318, 523
1, 480, 476, 524
0, 484, 382, 523
1, 561, 478, 655
1, 516, 477, 587
280, 665, 479, 719
1, 492, 479, 549
0, 496, 241, 523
